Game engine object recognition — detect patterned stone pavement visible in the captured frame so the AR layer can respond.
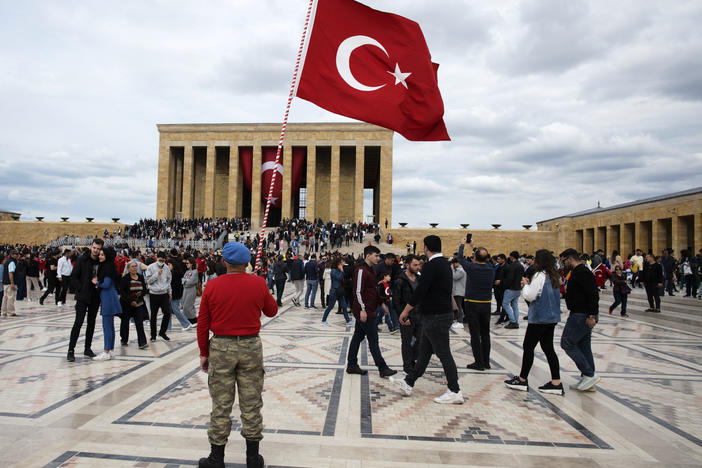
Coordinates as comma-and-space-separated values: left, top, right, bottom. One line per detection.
0, 286, 700, 467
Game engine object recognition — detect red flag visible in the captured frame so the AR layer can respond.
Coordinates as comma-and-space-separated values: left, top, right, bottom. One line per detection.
296, 0, 450, 141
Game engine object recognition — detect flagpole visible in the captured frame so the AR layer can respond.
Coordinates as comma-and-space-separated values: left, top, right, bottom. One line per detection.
253, 0, 316, 272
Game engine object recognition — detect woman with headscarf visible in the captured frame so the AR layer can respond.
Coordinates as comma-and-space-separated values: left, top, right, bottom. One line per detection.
119, 260, 149, 349
94, 247, 122, 361
180, 256, 199, 324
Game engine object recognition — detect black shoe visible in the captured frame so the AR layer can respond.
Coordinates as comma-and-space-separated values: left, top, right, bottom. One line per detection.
159, 332, 170, 341
277, 301, 283, 307
538, 381, 565, 395
504, 375, 528, 391
121, 341, 128, 346
139, 343, 149, 349
67, 351, 75, 362
495, 318, 506, 325
39, 298, 44, 305
491, 311, 500, 316
484, 362, 491, 370
198, 444, 225, 468
379, 367, 397, 378
150, 336, 157, 342
466, 362, 484, 371
505, 322, 519, 329
83, 349, 96, 358
246, 440, 264, 468
522, 316, 529, 320
346, 364, 368, 375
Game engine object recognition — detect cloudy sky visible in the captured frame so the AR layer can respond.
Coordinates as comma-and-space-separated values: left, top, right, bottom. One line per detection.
1, 0, 701, 228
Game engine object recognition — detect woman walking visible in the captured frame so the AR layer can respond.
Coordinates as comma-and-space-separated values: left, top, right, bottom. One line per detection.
94, 247, 122, 361
609, 266, 630, 317
321, 257, 352, 326
504, 249, 564, 395
119, 261, 148, 349
181, 257, 199, 324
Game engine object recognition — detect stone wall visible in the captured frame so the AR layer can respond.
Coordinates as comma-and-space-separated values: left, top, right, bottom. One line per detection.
387, 228, 561, 256
0, 222, 126, 245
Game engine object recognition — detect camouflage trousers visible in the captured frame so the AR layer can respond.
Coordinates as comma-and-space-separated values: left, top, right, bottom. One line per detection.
207, 335, 265, 445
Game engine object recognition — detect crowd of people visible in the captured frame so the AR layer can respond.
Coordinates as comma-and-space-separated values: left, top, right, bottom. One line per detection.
2, 220, 702, 468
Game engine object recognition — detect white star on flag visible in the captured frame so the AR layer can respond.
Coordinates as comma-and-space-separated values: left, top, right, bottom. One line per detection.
387, 63, 411, 88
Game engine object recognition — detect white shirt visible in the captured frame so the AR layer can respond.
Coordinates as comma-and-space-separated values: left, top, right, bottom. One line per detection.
429, 253, 443, 261
522, 271, 546, 302
57, 256, 73, 277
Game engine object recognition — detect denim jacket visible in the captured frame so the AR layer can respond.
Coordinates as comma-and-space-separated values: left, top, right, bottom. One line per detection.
523, 272, 561, 324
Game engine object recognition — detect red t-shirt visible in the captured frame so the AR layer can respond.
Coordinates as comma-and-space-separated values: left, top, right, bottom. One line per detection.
196, 257, 207, 274
197, 273, 278, 357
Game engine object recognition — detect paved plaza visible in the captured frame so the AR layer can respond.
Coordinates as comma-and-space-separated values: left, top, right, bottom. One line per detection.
0, 287, 700, 467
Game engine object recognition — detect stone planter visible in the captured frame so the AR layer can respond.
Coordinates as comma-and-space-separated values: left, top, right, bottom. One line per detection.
491, 224, 501, 230
399, 222, 407, 227
35, 217, 44, 222
112, 218, 120, 223
86, 217, 94, 223
429, 223, 439, 228
523, 224, 532, 230
460, 224, 469, 229
11, 215, 20, 221
61, 217, 69, 222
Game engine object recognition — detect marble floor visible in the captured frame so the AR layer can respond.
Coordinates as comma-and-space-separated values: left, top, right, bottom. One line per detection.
0, 286, 701, 467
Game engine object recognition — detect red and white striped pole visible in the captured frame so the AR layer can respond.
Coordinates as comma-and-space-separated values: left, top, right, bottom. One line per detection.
253, 0, 316, 272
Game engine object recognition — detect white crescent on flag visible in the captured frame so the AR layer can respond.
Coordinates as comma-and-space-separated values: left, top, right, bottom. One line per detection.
261, 161, 283, 174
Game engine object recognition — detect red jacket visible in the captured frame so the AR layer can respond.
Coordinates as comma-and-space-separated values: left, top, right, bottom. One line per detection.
196, 257, 207, 274
197, 273, 278, 357
352, 262, 379, 319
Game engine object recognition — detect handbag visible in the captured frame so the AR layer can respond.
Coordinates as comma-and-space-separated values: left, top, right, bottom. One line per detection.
621, 284, 631, 295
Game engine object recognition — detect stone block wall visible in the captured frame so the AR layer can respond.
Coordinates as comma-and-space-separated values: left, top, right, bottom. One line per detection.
0, 222, 126, 245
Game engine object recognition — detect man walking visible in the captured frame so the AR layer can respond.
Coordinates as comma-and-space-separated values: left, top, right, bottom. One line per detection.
39, 249, 61, 306
346, 245, 397, 378
289, 255, 305, 307
642, 253, 664, 313
393, 255, 421, 375
56, 249, 73, 308
559, 248, 601, 391
272, 255, 288, 307
501, 251, 524, 329
391, 235, 463, 404
67, 239, 103, 361
457, 237, 495, 371
197, 242, 277, 468
145, 251, 172, 341
304, 254, 319, 308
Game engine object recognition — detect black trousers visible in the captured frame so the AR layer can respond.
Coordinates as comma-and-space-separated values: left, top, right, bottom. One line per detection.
120, 303, 147, 347
149, 293, 171, 338
275, 279, 286, 304
466, 301, 491, 368
519, 323, 560, 380
406, 313, 459, 393
644, 283, 661, 309
399, 311, 422, 373
68, 300, 99, 352
58, 275, 71, 303
318, 279, 326, 307
40, 277, 58, 304
493, 288, 504, 313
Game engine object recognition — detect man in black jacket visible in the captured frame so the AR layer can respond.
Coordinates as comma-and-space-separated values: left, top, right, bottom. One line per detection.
501, 251, 524, 329
392, 235, 463, 404
273, 256, 288, 307
67, 238, 104, 362
393, 255, 421, 374
559, 248, 600, 391
642, 253, 664, 312
457, 237, 495, 371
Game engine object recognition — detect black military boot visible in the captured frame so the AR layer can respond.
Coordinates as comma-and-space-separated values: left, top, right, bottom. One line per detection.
198, 444, 225, 468
246, 440, 264, 468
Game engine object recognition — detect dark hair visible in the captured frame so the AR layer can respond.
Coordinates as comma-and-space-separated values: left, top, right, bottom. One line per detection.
423, 235, 441, 253
92, 238, 104, 247
559, 248, 580, 260
405, 254, 419, 263
534, 249, 560, 288
509, 251, 519, 259
363, 245, 380, 257
475, 247, 489, 262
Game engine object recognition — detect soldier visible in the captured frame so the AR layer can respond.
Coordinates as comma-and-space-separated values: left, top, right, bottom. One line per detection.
198, 242, 278, 468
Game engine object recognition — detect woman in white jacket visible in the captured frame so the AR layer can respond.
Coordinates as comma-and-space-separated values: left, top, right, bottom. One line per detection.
504, 249, 564, 395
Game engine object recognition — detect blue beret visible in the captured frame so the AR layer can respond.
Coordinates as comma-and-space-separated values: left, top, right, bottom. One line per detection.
222, 242, 251, 265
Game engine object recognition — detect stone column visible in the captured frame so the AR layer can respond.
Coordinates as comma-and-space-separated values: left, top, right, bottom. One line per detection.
583, 228, 593, 254
671, 216, 681, 254
182, 146, 194, 219
306, 145, 316, 221
227, 146, 241, 218
606, 225, 619, 256
251, 144, 262, 227
635, 221, 646, 252
156, 144, 171, 219
593, 225, 602, 253
620, 223, 632, 255
354, 145, 365, 223
282, 145, 293, 220
695, 213, 702, 252
204, 145, 216, 218
175, 154, 183, 216
378, 143, 393, 228
652, 218, 665, 255
329, 145, 340, 222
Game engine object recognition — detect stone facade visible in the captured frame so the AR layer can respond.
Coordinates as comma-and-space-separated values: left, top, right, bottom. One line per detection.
0, 222, 125, 245
0, 210, 21, 222
537, 187, 702, 255
156, 123, 394, 227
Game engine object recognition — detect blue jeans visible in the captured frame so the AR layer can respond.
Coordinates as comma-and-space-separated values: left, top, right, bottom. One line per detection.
305, 280, 318, 307
375, 302, 398, 331
102, 314, 115, 351
347, 316, 388, 370
322, 289, 350, 322
502, 289, 521, 323
560, 313, 595, 377
170, 299, 191, 329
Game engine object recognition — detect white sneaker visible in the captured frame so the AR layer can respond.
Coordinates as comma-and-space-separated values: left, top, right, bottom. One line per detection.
389, 376, 412, 396
93, 352, 111, 361
321, 321, 331, 327
576, 374, 601, 391
41, 288, 47, 292
57, 301, 63, 307
182, 323, 192, 331
433, 389, 464, 404
451, 322, 464, 329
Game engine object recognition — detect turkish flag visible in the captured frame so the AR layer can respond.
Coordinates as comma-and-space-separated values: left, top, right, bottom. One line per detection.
296, 0, 450, 141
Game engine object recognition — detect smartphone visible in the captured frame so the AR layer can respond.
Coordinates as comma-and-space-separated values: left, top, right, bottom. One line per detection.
466, 233, 472, 243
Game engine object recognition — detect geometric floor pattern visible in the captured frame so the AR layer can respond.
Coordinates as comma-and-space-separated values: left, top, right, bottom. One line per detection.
0, 286, 701, 467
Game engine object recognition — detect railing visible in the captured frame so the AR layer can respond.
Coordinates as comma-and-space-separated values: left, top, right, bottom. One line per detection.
46, 236, 220, 251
